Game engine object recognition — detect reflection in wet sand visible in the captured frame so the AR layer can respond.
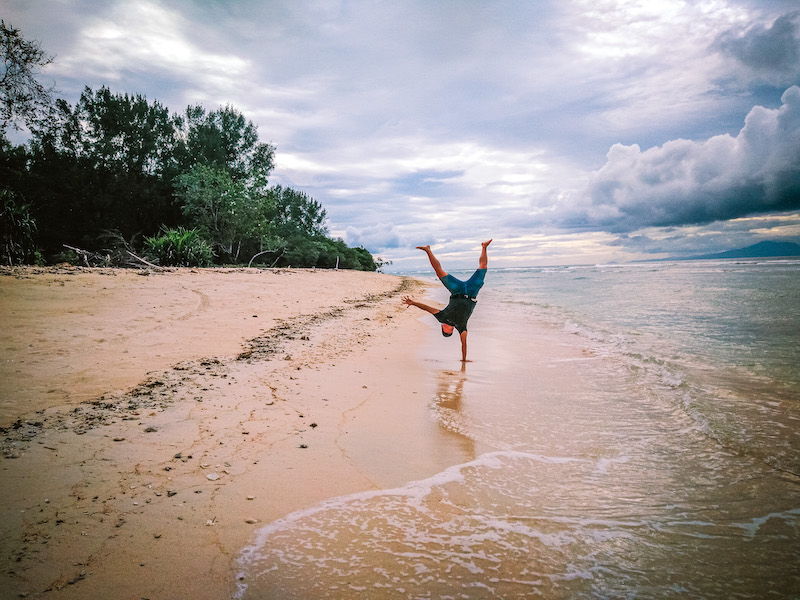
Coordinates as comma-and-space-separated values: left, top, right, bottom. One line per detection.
432, 364, 476, 460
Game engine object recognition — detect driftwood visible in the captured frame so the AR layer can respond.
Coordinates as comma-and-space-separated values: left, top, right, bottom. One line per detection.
248, 247, 286, 268
126, 250, 166, 271
247, 249, 271, 268
62, 241, 165, 271
63, 244, 92, 267
97, 230, 143, 268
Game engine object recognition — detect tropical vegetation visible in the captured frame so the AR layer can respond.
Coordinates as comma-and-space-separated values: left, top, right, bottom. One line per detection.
0, 21, 384, 270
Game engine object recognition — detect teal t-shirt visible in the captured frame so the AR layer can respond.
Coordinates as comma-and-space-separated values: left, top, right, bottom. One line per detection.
434, 295, 477, 333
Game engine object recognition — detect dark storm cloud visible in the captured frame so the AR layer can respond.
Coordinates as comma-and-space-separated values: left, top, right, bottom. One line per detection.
551, 86, 800, 234
715, 11, 800, 84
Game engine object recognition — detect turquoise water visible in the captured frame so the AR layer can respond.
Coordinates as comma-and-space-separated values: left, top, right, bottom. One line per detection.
236, 259, 800, 598
483, 259, 800, 476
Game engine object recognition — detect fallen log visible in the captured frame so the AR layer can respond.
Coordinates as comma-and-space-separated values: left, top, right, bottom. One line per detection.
63, 244, 91, 267
126, 250, 167, 272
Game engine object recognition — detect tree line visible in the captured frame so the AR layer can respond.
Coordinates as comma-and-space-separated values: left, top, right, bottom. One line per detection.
0, 21, 382, 270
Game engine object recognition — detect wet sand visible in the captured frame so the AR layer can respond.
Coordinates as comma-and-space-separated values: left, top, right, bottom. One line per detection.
0, 266, 469, 599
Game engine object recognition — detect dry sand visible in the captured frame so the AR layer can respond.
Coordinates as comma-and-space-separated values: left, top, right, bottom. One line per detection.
0, 266, 470, 599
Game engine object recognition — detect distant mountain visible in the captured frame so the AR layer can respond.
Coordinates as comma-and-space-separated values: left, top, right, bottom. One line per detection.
678, 241, 800, 261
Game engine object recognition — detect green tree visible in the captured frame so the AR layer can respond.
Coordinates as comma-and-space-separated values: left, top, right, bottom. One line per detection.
0, 130, 29, 192
26, 87, 183, 253
0, 21, 56, 263
352, 246, 378, 271
0, 20, 54, 132
3, 73, 378, 269
270, 185, 328, 238
269, 235, 377, 271
76, 87, 182, 178
23, 99, 93, 252
280, 235, 320, 267
181, 104, 275, 186
1, 188, 38, 265
175, 164, 276, 262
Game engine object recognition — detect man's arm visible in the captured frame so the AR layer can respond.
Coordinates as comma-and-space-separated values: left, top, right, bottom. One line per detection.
402, 296, 440, 315
460, 330, 470, 362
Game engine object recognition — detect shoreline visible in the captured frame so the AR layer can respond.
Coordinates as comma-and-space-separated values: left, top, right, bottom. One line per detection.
0, 266, 410, 428
0, 266, 464, 599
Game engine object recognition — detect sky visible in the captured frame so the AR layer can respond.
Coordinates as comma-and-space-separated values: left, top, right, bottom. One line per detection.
4, 0, 800, 270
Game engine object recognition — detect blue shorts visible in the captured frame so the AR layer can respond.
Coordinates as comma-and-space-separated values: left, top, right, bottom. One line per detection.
440, 268, 486, 298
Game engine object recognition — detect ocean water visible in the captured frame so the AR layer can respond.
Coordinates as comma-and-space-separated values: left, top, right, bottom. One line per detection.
236, 259, 800, 599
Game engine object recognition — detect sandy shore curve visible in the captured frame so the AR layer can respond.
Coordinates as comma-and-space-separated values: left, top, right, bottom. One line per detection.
0, 266, 470, 600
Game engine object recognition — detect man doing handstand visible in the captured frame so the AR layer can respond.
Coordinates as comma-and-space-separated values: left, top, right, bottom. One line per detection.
403, 239, 491, 362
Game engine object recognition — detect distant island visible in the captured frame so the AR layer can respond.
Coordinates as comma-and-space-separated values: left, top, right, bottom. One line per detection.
658, 240, 800, 261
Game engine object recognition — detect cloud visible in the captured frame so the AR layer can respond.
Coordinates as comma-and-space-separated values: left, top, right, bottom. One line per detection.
609, 212, 800, 257
52, 1, 249, 102
274, 137, 570, 255
344, 223, 402, 252
7, 0, 800, 266
391, 170, 464, 198
544, 86, 800, 233
715, 11, 800, 86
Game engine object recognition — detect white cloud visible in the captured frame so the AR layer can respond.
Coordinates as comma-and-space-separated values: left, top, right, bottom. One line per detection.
565, 0, 750, 132
551, 85, 800, 232
58, 2, 249, 93
344, 223, 402, 252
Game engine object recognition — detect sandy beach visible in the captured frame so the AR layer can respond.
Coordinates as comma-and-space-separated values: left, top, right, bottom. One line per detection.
0, 266, 469, 599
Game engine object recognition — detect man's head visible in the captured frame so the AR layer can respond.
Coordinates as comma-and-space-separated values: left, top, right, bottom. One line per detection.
441, 323, 454, 337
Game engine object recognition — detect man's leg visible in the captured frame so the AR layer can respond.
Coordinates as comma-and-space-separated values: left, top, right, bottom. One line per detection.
417, 245, 448, 278
462, 240, 492, 298
479, 239, 492, 269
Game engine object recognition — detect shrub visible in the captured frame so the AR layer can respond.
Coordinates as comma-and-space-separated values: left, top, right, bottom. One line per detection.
1, 188, 39, 265
144, 227, 214, 267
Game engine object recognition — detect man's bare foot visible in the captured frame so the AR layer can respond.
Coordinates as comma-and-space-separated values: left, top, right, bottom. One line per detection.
482, 239, 492, 248
416, 245, 431, 252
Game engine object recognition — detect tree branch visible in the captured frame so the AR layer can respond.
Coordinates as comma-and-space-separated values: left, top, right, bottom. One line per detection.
126, 250, 167, 271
